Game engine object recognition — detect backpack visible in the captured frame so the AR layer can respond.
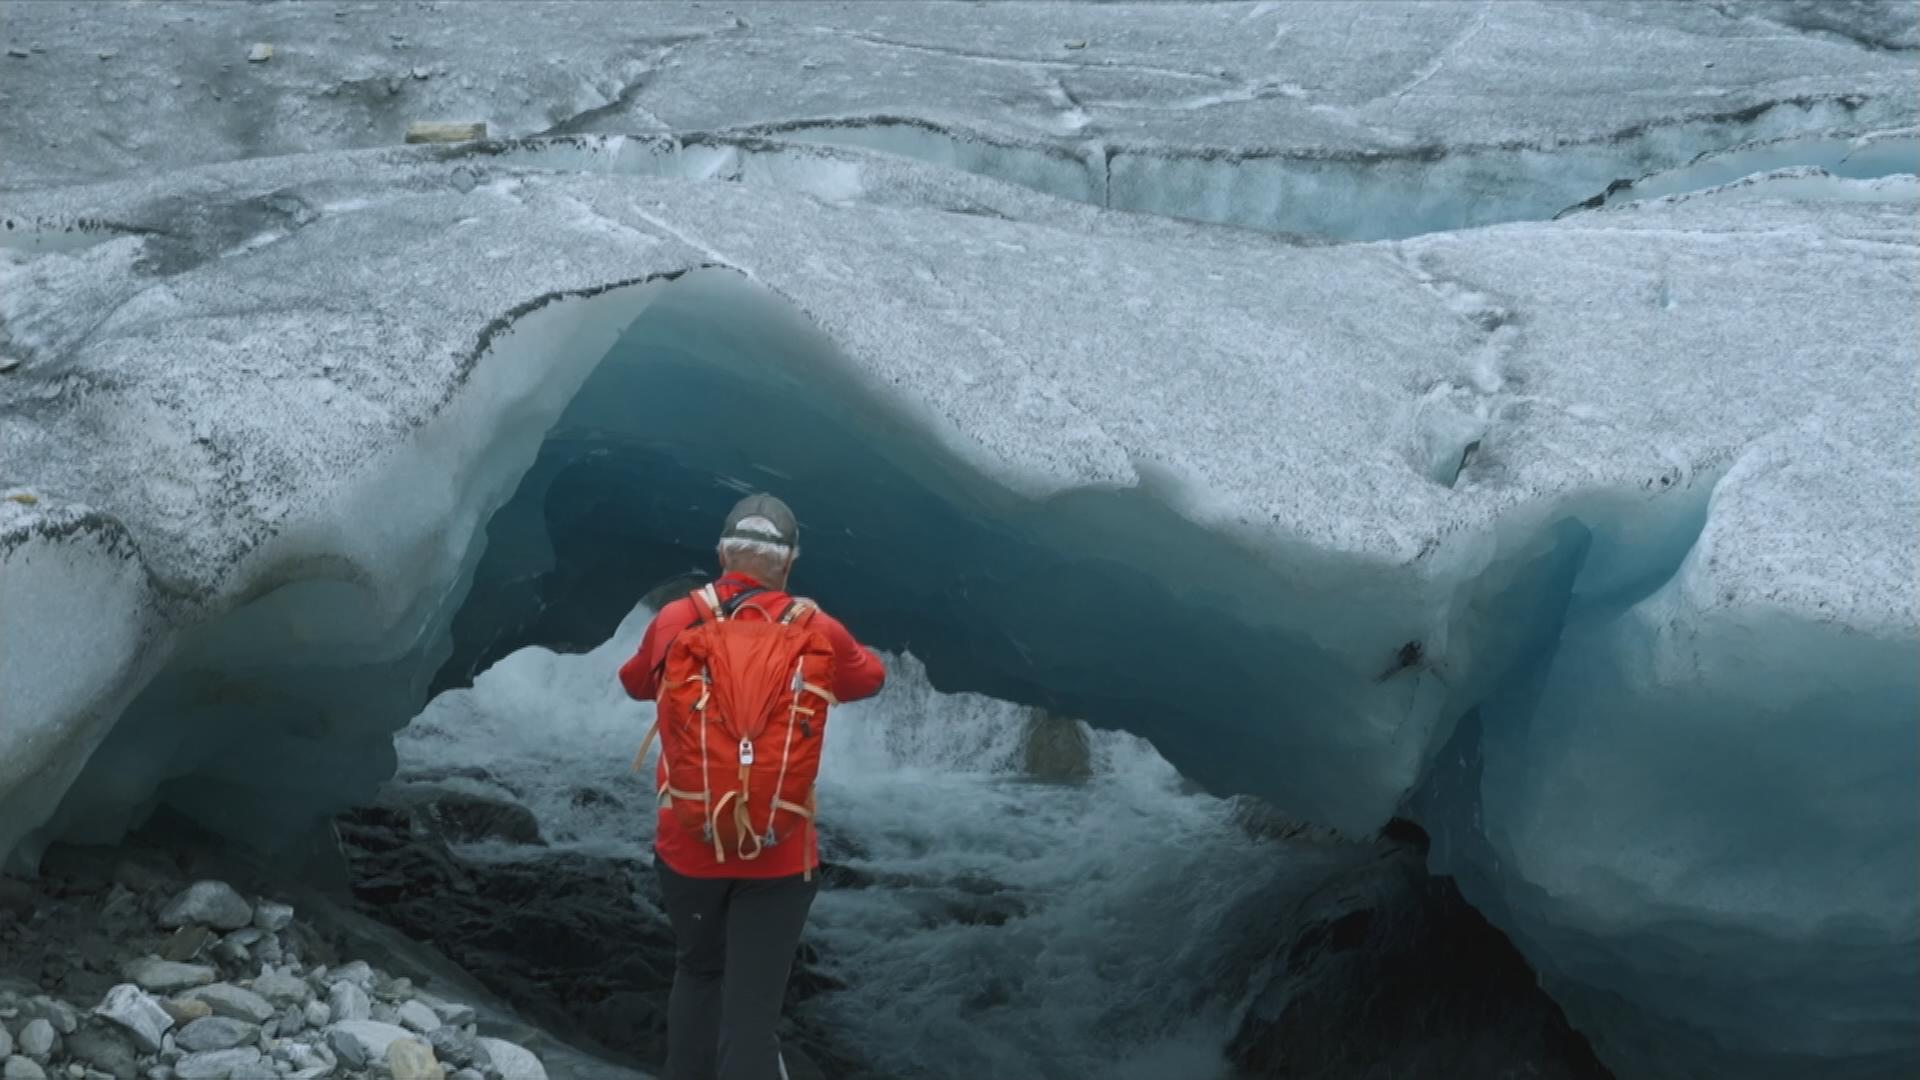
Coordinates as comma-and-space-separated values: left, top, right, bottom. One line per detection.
633, 584, 838, 873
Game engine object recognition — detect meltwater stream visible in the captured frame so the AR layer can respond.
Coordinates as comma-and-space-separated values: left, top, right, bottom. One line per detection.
395, 601, 1351, 1079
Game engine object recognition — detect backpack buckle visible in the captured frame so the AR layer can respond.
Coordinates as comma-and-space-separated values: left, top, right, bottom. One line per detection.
739, 738, 755, 766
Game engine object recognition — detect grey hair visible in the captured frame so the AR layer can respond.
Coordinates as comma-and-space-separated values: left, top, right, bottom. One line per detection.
718, 536, 795, 580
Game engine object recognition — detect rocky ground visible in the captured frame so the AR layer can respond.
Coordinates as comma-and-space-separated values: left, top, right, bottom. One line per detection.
331, 783, 852, 1080
0, 850, 557, 1080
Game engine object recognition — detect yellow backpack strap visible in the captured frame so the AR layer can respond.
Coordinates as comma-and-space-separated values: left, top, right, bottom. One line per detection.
778, 598, 817, 625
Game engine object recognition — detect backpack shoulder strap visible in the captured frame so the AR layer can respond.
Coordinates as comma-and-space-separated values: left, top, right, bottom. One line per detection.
719, 586, 770, 619
688, 584, 723, 624
778, 598, 818, 626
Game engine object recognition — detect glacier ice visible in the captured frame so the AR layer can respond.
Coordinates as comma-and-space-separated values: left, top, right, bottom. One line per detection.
1, 2, 1916, 1077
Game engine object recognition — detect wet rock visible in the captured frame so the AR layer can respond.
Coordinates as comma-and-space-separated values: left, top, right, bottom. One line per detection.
157, 929, 213, 965
180, 986, 271, 1025
324, 963, 371, 990
64, 1020, 138, 1080
21, 1000, 79, 1037
158, 886, 251, 933
423, 1029, 484, 1072
394, 1001, 439, 1035
422, 999, 473, 1029
170, 1048, 261, 1080
122, 961, 214, 995
1022, 708, 1092, 781
249, 904, 292, 934
386, 1038, 442, 1080
173, 1018, 256, 1053
324, 983, 367, 1024
325, 1021, 410, 1069
93, 985, 172, 1053
4, 1058, 47, 1080
18, 1019, 56, 1061
473, 1040, 544, 1080
155, 1000, 209, 1027
248, 973, 307, 1008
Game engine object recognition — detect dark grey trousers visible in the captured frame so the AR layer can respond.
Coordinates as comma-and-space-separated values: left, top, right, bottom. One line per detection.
655, 861, 820, 1080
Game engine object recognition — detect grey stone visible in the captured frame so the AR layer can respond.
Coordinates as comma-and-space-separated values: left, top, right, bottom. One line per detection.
159, 885, 252, 932
23, 999, 79, 1036
473, 1041, 544, 1080
423, 1030, 484, 1071
385, 1039, 440, 1080
181, 988, 272, 1026
0, 1031, 10, 1060
451, 1071, 483, 1080
369, 1003, 398, 1027
249, 904, 292, 934
299, 1002, 328, 1032
171, 1049, 261, 1080
218, 931, 261, 950
224, 1066, 271, 1080
92, 986, 172, 1053
174, 1019, 257, 1053
322, 984, 366, 1025
4, 1058, 46, 1080
321, 964, 369, 991
394, 1003, 438, 1035
248, 975, 307, 1009
123, 960, 216, 995
64, 1021, 138, 1080
158, 929, 215, 965
155, 1000, 210, 1027
323, 1022, 409, 1070
18, 1020, 55, 1061
144, 1067, 172, 1080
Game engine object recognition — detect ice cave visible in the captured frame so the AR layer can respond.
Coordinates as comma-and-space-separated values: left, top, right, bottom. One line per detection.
1, 3, 1916, 1080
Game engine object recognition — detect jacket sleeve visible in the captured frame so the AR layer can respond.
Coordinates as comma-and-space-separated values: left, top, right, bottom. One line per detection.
815, 609, 887, 703
618, 601, 691, 701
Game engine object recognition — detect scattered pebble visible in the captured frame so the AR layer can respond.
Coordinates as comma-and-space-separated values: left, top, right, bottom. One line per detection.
246, 43, 272, 63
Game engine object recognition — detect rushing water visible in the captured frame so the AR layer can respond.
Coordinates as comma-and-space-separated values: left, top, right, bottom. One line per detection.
397, 601, 1350, 1079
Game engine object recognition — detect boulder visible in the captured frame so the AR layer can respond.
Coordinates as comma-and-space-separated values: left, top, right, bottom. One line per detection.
4, 1058, 48, 1080
92, 985, 172, 1053
247, 973, 308, 1008
300, 1001, 329, 1031
394, 1001, 439, 1035
323, 983, 368, 1024
170, 1049, 262, 1080
122, 960, 214, 995
421, 999, 475, 1029
179, 987, 271, 1025
474, 1040, 545, 1080
64, 1020, 138, 1080
249, 904, 292, 934
158, 885, 252, 932
156, 1000, 210, 1026
325, 1021, 411, 1069
21, 999, 79, 1036
157, 929, 214, 964
173, 1019, 257, 1053
17, 1020, 56, 1061
386, 1038, 443, 1080
424, 1029, 486, 1072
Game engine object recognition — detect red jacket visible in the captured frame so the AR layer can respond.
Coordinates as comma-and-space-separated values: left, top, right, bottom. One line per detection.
618, 572, 886, 878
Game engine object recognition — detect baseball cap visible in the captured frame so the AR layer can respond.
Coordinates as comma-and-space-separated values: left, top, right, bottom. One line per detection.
720, 492, 799, 549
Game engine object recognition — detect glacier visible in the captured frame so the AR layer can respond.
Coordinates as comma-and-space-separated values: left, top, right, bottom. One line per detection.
2, 2, 1917, 1077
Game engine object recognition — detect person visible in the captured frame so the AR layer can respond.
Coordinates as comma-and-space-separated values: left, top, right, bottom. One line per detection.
618, 493, 885, 1080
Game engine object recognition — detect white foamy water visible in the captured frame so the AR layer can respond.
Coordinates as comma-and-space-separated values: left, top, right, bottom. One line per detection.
397, 603, 1344, 1079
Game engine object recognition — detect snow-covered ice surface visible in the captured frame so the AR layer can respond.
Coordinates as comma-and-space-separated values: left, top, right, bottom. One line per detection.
2, 1, 1916, 238
1, 2, 1916, 1077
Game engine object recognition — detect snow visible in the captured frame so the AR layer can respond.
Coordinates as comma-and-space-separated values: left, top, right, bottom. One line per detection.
3, 2, 1915, 239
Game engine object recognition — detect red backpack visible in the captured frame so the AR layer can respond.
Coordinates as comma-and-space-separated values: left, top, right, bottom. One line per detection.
634, 584, 838, 872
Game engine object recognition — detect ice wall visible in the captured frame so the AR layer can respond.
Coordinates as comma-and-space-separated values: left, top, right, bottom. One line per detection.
2, 128, 1914, 1078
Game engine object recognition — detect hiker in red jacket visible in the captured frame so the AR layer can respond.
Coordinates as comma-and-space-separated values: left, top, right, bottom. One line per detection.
619, 493, 885, 1080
